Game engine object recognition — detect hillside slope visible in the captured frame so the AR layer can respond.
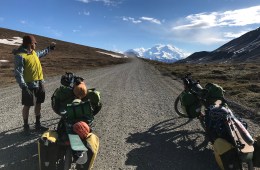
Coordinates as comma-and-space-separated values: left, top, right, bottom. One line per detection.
0, 27, 128, 87
179, 27, 260, 63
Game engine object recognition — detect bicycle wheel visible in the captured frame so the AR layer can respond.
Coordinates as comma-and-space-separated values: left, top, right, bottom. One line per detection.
198, 116, 206, 131
174, 94, 188, 118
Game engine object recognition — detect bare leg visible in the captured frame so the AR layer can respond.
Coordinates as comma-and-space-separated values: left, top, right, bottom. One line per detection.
22, 106, 30, 130
22, 105, 30, 120
35, 103, 41, 116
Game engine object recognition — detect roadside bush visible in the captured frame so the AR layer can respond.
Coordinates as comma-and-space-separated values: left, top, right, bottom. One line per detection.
211, 70, 225, 74
247, 84, 260, 93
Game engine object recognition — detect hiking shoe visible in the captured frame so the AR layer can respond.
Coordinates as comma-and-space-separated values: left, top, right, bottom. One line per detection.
23, 124, 30, 135
35, 123, 48, 131
23, 124, 30, 131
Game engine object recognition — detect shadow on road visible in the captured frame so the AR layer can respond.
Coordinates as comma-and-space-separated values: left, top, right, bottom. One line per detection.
0, 118, 59, 170
125, 118, 219, 170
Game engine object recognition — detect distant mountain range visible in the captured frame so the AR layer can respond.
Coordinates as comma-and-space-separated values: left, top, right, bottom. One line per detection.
178, 27, 260, 63
124, 44, 186, 63
125, 27, 260, 64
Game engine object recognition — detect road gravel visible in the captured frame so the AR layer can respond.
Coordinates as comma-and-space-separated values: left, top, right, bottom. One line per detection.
0, 58, 259, 170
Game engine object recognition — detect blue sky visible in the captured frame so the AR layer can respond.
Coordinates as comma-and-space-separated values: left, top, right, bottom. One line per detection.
0, 0, 259, 54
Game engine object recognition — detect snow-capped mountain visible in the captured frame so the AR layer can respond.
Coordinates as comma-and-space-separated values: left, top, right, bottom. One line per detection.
124, 44, 186, 63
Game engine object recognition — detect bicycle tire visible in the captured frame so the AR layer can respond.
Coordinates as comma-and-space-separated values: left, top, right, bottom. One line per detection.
174, 94, 189, 118
198, 116, 206, 131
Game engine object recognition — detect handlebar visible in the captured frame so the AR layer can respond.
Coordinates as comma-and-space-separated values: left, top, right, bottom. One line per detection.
182, 73, 201, 91
61, 72, 84, 88
181, 73, 206, 103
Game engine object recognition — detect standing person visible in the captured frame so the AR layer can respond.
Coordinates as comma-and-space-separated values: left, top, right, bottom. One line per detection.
14, 35, 56, 132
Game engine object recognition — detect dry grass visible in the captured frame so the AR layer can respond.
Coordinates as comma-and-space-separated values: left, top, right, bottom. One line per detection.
0, 31, 129, 88
144, 59, 260, 113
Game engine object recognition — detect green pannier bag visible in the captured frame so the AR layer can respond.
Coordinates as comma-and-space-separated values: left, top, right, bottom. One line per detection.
179, 91, 201, 118
83, 88, 100, 106
82, 88, 102, 115
65, 99, 94, 123
204, 83, 225, 106
51, 86, 74, 115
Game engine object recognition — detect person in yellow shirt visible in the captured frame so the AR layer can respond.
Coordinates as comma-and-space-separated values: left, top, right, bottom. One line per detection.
14, 35, 55, 132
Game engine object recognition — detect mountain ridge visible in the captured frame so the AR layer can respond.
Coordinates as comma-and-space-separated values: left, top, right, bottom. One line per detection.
178, 27, 260, 63
124, 44, 186, 63
0, 27, 128, 88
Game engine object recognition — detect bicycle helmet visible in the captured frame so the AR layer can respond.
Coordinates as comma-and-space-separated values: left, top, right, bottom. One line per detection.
73, 81, 87, 99
73, 121, 90, 139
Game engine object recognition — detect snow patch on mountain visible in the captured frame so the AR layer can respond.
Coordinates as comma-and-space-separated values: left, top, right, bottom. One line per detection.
0, 37, 22, 46
125, 44, 187, 63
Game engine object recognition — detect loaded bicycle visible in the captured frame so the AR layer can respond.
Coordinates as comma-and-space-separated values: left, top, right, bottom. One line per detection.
174, 73, 255, 170
38, 72, 101, 170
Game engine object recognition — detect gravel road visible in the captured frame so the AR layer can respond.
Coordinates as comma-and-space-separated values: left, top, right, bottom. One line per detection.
0, 58, 259, 170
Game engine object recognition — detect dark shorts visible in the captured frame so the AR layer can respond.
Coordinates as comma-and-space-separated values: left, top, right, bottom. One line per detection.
22, 83, 45, 106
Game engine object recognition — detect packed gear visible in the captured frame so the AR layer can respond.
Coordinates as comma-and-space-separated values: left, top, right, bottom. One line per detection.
83, 133, 100, 170
73, 81, 87, 99
38, 72, 101, 170
179, 90, 201, 118
38, 130, 60, 169
83, 88, 102, 115
204, 83, 225, 107
65, 99, 94, 124
51, 72, 102, 116
38, 130, 99, 170
73, 121, 91, 139
174, 73, 256, 170
213, 138, 241, 170
205, 105, 254, 170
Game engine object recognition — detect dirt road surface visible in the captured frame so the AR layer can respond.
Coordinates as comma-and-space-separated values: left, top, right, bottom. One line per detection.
0, 58, 259, 170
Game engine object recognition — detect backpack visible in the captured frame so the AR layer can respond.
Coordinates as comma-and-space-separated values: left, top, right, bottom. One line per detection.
179, 90, 201, 118
51, 86, 75, 115
204, 83, 225, 106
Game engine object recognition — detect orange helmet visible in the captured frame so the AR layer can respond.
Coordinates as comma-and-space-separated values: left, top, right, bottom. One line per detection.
73, 121, 90, 139
73, 81, 87, 99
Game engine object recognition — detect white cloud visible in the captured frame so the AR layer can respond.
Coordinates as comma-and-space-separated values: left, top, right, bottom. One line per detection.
76, 0, 121, 6
170, 28, 229, 45
0, 17, 4, 22
122, 17, 141, 24
73, 29, 80, 33
83, 11, 90, 16
173, 5, 260, 30
122, 16, 162, 25
223, 30, 248, 38
20, 20, 27, 24
79, 10, 90, 16
140, 17, 161, 25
